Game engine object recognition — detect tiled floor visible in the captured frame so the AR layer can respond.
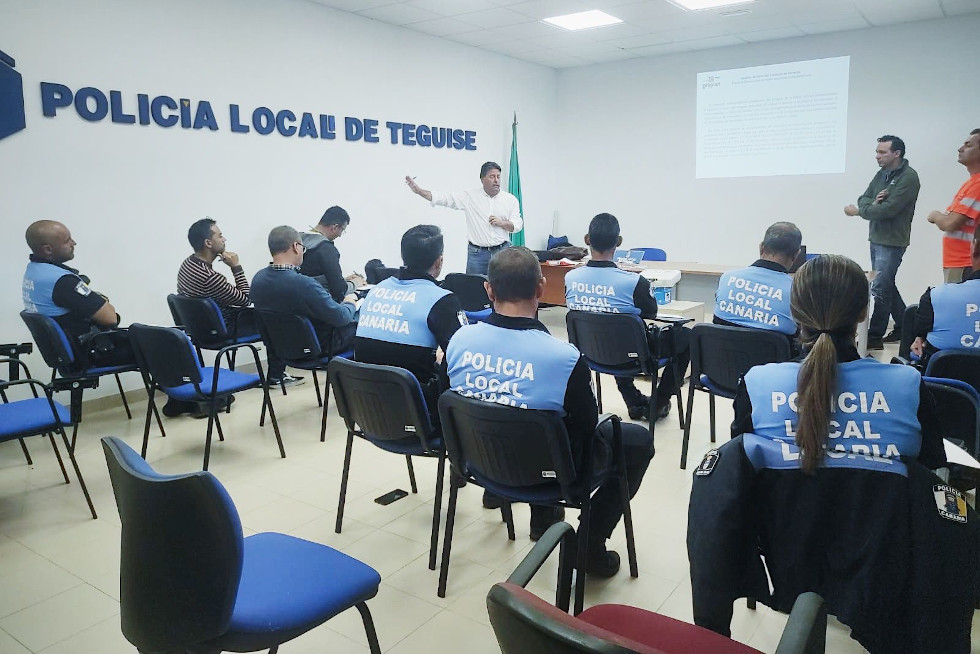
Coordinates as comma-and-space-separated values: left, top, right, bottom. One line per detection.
1, 309, 978, 653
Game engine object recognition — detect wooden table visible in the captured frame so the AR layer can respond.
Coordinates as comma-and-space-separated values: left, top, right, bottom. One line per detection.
540, 260, 734, 307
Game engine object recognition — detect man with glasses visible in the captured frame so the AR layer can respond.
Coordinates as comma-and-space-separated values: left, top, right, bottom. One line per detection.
252, 226, 359, 361
300, 206, 365, 302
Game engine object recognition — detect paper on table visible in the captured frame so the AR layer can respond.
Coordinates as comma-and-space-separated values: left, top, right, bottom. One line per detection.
944, 439, 980, 469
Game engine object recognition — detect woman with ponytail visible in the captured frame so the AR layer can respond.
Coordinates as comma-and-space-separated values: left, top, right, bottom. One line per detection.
731, 254, 945, 471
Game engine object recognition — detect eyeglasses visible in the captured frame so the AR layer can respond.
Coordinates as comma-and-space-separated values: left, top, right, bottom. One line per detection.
294, 242, 307, 253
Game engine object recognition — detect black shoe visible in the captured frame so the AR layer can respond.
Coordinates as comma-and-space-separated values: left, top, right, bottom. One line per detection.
529, 506, 565, 541
482, 490, 502, 510
867, 337, 884, 351
267, 373, 305, 387
882, 329, 901, 343
162, 399, 197, 417
627, 403, 649, 420
585, 548, 621, 578
656, 400, 671, 421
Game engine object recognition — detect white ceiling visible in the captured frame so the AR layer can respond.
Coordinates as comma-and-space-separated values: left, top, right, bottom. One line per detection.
304, 0, 980, 68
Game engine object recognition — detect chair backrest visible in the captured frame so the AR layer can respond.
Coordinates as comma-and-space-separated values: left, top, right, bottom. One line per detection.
101, 436, 243, 652
364, 259, 399, 285
924, 377, 980, 457
637, 248, 666, 262
19, 310, 79, 376
328, 357, 436, 449
442, 273, 492, 313
255, 310, 324, 362
899, 303, 918, 360
690, 323, 792, 395
488, 582, 652, 653
924, 350, 980, 396
438, 391, 578, 494
565, 311, 653, 373
167, 294, 230, 348
129, 323, 204, 388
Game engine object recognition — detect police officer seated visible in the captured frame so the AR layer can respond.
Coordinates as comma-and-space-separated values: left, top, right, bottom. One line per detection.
446, 246, 654, 577
910, 227, 980, 368
564, 213, 689, 421
354, 225, 466, 422
690, 256, 971, 653
22, 220, 136, 368
713, 221, 801, 353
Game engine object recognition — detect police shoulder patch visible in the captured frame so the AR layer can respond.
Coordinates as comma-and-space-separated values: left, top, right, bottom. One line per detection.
74, 281, 91, 296
695, 449, 720, 476
457, 311, 469, 327
933, 484, 968, 523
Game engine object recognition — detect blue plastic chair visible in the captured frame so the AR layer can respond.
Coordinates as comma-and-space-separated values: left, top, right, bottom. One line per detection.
637, 247, 667, 261
167, 293, 261, 368
256, 310, 352, 442
442, 273, 492, 323
924, 376, 980, 458
0, 363, 97, 519
680, 323, 791, 469
328, 357, 447, 570
129, 323, 283, 470
101, 436, 382, 653
20, 311, 158, 447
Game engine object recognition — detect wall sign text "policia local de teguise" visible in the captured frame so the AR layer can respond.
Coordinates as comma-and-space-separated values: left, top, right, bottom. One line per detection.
37, 81, 478, 150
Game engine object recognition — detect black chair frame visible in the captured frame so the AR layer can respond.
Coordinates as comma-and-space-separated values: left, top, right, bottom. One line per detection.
329, 358, 447, 570
167, 293, 260, 369
437, 392, 637, 615
1, 345, 35, 464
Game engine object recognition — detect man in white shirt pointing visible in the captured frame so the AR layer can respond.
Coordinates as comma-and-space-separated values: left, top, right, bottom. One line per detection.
406, 161, 523, 275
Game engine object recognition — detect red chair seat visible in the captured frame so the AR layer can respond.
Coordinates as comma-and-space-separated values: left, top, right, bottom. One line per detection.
579, 604, 763, 654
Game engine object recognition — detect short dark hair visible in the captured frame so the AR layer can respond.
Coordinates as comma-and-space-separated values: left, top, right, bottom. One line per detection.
761, 222, 802, 258
188, 217, 217, 251
972, 128, 980, 137
487, 246, 541, 302
588, 213, 620, 252
401, 224, 444, 272
480, 161, 501, 178
318, 205, 350, 227
878, 135, 906, 158
268, 225, 300, 255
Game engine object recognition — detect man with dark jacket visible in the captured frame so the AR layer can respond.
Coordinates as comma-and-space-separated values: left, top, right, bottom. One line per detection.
300, 206, 364, 302
844, 135, 920, 349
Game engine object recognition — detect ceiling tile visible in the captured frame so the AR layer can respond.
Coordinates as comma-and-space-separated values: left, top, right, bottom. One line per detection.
605, 1, 690, 22
941, 0, 980, 17
584, 21, 659, 40
667, 24, 736, 42
578, 49, 640, 63
408, 16, 482, 35
532, 31, 608, 49
796, 16, 870, 34
608, 32, 676, 49
859, 2, 944, 26
304, 0, 395, 12
782, 2, 864, 23
737, 26, 807, 41
683, 34, 746, 50
628, 41, 695, 56
406, 0, 499, 16
507, 0, 593, 20
452, 6, 530, 27
357, 3, 441, 25
491, 20, 568, 39
716, 14, 796, 32
445, 29, 502, 46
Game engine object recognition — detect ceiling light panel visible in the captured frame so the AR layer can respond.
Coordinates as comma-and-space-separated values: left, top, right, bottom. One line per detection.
542, 10, 623, 31
668, 0, 756, 11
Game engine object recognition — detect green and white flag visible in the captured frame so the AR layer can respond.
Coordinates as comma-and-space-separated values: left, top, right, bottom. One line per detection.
508, 112, 525, 247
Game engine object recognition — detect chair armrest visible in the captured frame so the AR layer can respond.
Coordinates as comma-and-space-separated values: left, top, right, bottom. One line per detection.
214, 342, 267, 385
50, 377, 99, 393
775, 592, 826, 654
506, 522, 575, 588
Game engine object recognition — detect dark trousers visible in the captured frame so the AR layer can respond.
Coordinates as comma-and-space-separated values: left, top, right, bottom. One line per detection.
228, 308, 286, 380
615, 325, 691, 409
530, 421, 653, 548
78, 329, 137, 369
869, 243, 906, 340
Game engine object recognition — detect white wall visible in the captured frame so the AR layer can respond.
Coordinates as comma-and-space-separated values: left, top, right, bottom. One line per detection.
554, 15, 979, 297
0, 0, 558, 394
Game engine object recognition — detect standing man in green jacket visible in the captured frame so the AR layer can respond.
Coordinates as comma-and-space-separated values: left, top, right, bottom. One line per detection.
844, 135, 920, 349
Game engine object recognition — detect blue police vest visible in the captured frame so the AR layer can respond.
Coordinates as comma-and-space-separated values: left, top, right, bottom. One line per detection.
355, 277, 452, 348
743, 359, 922, 475
927, 279, 980, 351
714, 266, 795, 335
22, 262, 72, 317
564, 265, 642, 315
446, 322, 578, 414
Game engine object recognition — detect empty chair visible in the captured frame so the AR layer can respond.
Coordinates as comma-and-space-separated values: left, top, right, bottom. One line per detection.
20, 310, 154, 446
129, 323, 283, 470
565, 311, 689, 434
167, 293, 261, 367
442, 273, 492, 323
489, 522, 827, 654
101, 436, 382, 653
924, 350, 980, 396
256, 310, 350, 442
637, 247, 667, 261
0, 363, 97, 519
329, 357, 446, 570
681, 323, 791, 469
437, 391, 637, 614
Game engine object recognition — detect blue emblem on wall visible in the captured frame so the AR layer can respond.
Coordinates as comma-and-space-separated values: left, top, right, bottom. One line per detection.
0, 49, 27, 141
